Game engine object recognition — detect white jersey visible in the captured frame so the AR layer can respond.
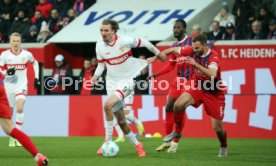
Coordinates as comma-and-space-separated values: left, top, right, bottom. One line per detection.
96, 35, 148, 81
0, 49, 35, 89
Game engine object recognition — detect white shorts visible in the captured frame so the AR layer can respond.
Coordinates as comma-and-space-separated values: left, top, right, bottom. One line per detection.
4, 84, 27, 107
106, 77, 135, 106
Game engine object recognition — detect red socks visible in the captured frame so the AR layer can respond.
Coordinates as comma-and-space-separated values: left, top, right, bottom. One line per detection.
10, 128, 39, 157
173, 111, 185, 143
165, 111, 174, 135
166, 110, 186, 143
174, 111, 184, 133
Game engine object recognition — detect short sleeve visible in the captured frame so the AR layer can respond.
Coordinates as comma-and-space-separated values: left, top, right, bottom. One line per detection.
0, 53, 5, 67
95, 42, 105, 63
123, 36, 141, 48
27, 52, 35, 63
208, 53, 219, 69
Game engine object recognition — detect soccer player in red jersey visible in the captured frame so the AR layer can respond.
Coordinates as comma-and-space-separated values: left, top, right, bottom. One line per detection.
0, 73, 48, 165
150, 34, 228, 157
148, 19, 194, 152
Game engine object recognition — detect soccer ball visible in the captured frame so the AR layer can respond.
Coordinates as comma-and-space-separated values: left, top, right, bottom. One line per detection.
101, 141, 119, 157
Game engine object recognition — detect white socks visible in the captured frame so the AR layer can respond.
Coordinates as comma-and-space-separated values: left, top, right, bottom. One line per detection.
15, 112, 24, 130
114, 123, 124, 138
126, 131, 139, 145
125, 114, 139, 125
105, 121, 113, 141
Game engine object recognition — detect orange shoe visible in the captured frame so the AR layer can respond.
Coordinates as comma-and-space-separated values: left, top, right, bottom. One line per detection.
97, 141, 107, 155
97, 145, 103, 155
135, 142, 146, 157
36, 153, 48, 166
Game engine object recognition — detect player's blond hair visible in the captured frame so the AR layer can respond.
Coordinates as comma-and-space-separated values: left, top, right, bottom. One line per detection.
9, 32, 22, 39
102, 19, 119, 33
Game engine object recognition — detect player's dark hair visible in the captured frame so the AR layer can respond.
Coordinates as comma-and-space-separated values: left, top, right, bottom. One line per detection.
102, 19, 120, 32
192, 34, 208, 45
84, 57, 92, 62
175, 19, 187, 28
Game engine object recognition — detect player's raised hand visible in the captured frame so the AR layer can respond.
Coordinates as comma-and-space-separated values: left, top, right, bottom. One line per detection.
146, 56, 158, 64
34, 78, 41, 89
185, 57, 197, 66
91, 75, 98, 84
157, 52, 167, 62
6, 67, 16, 76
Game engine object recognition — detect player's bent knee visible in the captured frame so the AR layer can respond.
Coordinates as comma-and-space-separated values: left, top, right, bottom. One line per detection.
117, 119, 126, 126
112, 101, 125, 113
17, 107, 23, 113
212, 125, 223, 132
0, 122, 13, 134
104, 101, 113, 112
173, 101, 184, 113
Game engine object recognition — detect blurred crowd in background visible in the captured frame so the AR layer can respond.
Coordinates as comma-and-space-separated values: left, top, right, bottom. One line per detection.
0, 0, 96, 43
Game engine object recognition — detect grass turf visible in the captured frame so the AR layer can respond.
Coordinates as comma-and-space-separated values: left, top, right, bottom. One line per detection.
0, 137, 275, 166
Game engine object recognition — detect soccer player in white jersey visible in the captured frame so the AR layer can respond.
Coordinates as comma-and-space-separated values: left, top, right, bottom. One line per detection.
92, 19, 163, 157
0, 32, 40, 147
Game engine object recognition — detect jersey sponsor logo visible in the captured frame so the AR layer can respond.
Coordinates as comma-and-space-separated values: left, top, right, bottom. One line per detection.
170, 56, 186, 64
107, 54, 129, 65
105, 50, 132, 65
7, 64, 26, 70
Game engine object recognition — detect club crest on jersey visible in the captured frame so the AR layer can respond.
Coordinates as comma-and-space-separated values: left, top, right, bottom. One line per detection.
119, 47, 125, 52
21, 57, 26, 63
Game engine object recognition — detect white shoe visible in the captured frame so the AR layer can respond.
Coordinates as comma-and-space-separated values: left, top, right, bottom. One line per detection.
218, 147, 228, 157
167, 141, 178, 153
155, 141, 171, 152
9, 138, 16, 147
16, 140, 22, 147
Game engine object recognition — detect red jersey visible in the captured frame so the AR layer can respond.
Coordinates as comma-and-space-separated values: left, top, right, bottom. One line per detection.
80, 70, 93, 95
179, 47, 222, 82
170, 36, 194, 79
157, 36, 194, 80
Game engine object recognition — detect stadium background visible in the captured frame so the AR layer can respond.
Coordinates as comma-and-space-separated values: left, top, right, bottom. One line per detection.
0, 0, 275, 139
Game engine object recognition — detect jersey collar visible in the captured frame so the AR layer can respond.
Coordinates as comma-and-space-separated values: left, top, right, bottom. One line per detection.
9, 49, 22, 56
107, 35, 118, 47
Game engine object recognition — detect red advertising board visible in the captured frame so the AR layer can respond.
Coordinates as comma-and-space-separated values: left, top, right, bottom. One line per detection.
68, 95, 276, 138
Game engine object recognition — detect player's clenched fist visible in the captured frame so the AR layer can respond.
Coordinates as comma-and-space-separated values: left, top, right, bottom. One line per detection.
6, 67, 16, 76
91, 75, 98, 84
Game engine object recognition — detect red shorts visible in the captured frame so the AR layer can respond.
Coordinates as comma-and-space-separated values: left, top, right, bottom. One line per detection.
0, 83, 12, 119
186, 84, 225, 120
168, 78, 186, 99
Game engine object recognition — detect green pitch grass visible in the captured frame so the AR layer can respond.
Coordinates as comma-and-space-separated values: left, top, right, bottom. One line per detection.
0, 137, 275, 166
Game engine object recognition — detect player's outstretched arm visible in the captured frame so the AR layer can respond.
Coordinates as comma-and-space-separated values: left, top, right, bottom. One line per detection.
161, 47, 180, 56
139, 39, 160, 57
